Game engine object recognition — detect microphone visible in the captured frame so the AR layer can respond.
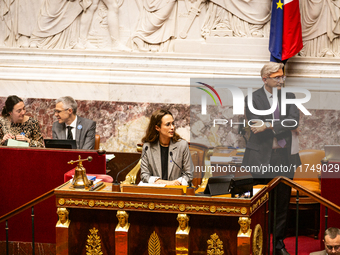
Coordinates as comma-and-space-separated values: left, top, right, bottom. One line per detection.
169, 151, 192, 188
114, 146, 148, 185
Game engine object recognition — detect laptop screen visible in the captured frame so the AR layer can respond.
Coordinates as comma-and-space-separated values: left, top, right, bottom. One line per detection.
44, 139, 77, 149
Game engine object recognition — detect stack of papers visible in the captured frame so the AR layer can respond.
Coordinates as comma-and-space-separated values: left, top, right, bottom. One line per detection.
232, 156, 243, 164
210, 156, 232, 163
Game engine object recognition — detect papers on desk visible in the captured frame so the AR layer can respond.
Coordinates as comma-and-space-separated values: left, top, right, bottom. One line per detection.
232, 188, 262, 198
106, 154, 115, 161
210, 156, 232, 163
232, 156, 243, 164
93, 179, 102, 184
70, 176, 102, 185
7, 139, 29, 147
253, 188, 261, 196
138, 182, 166, 187
210, 156, 243, 164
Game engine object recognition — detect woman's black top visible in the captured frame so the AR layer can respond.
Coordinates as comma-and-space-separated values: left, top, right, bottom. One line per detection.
160, 145, 169, 180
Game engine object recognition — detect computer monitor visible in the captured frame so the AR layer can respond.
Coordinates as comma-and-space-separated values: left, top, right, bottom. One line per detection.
44, 139, 77, 149
203, 175, 234, 196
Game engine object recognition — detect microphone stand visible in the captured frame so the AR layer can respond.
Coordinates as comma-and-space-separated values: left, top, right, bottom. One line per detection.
112, 146, 148, 192
170, 151, 195, 196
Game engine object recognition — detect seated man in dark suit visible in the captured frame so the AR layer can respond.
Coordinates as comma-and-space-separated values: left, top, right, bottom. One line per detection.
52, 96, 96, 150
310, 227, 340, 255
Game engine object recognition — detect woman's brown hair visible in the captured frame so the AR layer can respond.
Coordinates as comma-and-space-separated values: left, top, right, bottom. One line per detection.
142, 109, 182, 143
1, 95, 23, 117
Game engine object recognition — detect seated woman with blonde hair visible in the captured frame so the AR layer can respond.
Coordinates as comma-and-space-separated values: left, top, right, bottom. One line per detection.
140, 109, 193, 186
0, 95, 44, 147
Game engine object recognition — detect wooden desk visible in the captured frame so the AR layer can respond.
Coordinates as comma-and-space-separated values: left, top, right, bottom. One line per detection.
54, 183, 269, 255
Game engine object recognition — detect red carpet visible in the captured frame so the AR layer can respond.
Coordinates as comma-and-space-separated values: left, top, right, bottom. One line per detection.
270, 236, 321, 255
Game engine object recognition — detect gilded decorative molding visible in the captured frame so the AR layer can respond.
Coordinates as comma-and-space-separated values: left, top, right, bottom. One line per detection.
124, 202, 148, 209
216, 207, 241, 214
207, 233, 224, 255
95, 201, 118, 207
58, 198, 246, 215
86, 227, 103, 255
237, 217, 252, 237
240, 207, 247, 215
116, 211, 130, 232
122, 160, 141, 184
210, 206, 217, 213
118, 201, 125, 208
252, 224, 263, 255
250, 192, 269, 214
176, 214, 190, 235
58, 198, 65, 206
185, 205, 210, 212
179, 204, 186, 212
148, 231, 161, 255
89, 200, 95, 207
65, 199, 89, 206
155, 204, 179, 210
56, 208, 70, 228
176, 214, 190, 254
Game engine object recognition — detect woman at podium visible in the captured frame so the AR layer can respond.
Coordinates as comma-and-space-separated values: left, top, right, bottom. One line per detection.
0, 95, 44, 147
140, 109, 193, 185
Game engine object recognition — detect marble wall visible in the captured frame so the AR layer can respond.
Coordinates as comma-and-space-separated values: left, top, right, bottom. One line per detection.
1, 94, 338, 151
0, 97, 190, 152
0, 241, 55, 255
190, 105, 340, 151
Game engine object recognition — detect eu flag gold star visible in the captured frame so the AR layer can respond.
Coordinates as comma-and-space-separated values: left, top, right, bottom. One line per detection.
277, 0, 283, 9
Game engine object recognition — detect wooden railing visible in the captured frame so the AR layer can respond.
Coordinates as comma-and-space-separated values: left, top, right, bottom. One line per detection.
266, 176, 340, 255
0, 189, 54, 224
267, 176, 340, 214
0, 182, 69, 255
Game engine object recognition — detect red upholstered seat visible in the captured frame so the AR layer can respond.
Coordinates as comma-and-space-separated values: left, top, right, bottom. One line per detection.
64, 168, 113, 183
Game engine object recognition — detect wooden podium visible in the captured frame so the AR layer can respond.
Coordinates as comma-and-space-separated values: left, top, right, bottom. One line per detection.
54, 183, 269, 255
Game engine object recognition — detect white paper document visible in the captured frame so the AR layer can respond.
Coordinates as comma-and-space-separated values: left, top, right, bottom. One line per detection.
138, 182, 166, 187
7, 139, 29, 147
210, 156, 233, 163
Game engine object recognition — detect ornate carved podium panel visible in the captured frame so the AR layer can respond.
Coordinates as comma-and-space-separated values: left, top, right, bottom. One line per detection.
54, 183, 269, 255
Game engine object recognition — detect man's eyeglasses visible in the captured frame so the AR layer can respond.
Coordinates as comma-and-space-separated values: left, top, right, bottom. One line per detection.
54, 109, 69, 114
326, 245, 340, 251
267, 76, 286, 82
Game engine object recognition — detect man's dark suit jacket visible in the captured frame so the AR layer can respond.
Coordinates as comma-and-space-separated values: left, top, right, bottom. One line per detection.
52, 116, 96, 150
242, 86, 301, 179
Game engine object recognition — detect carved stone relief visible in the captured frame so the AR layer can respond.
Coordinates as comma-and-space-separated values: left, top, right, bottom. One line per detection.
0, 0, 339, 57
299, 0, 340, 57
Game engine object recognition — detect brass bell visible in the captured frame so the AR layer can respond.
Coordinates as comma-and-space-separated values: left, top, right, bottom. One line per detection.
68, 156, 93, 189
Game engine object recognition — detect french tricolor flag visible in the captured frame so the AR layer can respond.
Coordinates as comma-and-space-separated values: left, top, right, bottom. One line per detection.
269, 0, 303, 62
